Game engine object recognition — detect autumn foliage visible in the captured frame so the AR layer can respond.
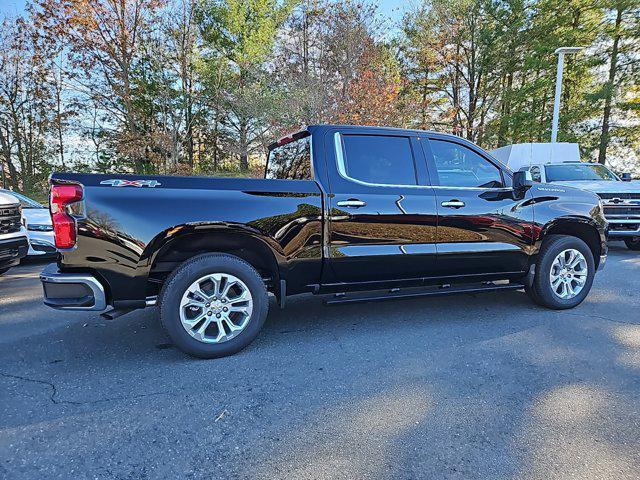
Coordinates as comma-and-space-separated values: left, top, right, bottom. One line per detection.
0, 0, 638, 196
338, 45, 406, 127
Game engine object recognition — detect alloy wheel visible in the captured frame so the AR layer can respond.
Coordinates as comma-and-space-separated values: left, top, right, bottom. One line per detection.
549, 248, 588, 300
179, 273, 253, 343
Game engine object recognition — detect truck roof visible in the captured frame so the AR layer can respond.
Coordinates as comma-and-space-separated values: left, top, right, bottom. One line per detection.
273, 125, 445, 150
307, 124, 441, 136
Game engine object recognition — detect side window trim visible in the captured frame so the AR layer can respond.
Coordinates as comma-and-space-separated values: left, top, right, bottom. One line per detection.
333, 132, 427, 189
426, 137, 511, 190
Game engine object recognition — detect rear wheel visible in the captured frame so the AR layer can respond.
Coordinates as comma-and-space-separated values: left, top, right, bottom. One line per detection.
528, 235, 595, 309
159, 253, 269, 358
624, 238, 640, 251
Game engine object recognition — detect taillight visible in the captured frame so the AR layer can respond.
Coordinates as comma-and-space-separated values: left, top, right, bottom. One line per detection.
50, 184, 83, 249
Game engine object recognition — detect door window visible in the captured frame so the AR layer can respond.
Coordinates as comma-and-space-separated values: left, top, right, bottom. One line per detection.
338, 134, 418, 186
430, 140, 503, 188
266, 132, 312, 180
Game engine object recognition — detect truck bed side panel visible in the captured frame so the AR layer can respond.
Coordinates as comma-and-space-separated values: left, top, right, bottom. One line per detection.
52, 173, 323, 304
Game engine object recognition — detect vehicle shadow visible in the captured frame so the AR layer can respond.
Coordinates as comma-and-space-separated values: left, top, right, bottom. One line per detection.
1, 246, 639, 479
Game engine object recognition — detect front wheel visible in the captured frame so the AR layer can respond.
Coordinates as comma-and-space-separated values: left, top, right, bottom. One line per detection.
527, 235, 595, 310
624, 238, 640, 251
159, 253, 269, 358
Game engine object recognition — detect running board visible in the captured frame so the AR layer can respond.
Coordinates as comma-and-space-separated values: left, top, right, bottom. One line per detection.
101, 307, 135, 320
324, 282, 525, 306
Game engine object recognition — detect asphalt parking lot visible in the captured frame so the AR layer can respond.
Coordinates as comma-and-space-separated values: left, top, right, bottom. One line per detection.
1, 244, 639, 480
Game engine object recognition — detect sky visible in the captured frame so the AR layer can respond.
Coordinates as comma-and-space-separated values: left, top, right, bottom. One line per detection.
377, 0, 408, 20
0, 0, 408, 19
0, 0, 25, 16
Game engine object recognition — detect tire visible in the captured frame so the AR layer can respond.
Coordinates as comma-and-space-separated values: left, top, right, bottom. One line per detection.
524, 282, 544, 306
529, 235, 595, 310
624, 238, 640, 251
159, 253, 269, 358
0, 267, 10, 276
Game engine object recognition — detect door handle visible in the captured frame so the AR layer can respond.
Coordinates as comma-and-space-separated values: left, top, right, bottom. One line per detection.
441, 200, 465, 209
337, 199, 366, 208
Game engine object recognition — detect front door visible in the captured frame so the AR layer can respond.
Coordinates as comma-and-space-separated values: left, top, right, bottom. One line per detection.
424, 135, 534, 277
322, 128, 438, 287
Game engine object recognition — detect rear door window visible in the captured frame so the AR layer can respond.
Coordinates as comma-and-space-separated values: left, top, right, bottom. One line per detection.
266, 133, 312, 180
339, 135, 417, 186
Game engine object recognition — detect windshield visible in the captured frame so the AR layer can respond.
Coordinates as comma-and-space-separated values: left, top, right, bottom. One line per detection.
545, 164, 619, 182
0, 190, 44, 208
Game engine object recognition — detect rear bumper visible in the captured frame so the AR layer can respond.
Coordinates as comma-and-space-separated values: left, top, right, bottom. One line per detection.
40, 263, 107, 311
27, 230, 57, 256
0, 235, 29, 270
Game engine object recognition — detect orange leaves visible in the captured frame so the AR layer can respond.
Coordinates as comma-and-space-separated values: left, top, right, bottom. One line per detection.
337, 45, 406, 127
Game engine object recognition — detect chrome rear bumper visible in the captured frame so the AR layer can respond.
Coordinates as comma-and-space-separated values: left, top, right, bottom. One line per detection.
40, 263, 107, 311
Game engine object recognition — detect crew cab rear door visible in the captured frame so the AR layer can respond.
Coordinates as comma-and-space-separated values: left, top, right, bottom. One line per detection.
424, 134, 534, 276
321, 127, 438, 286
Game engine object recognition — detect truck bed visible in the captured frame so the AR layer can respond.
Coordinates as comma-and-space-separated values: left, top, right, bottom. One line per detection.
51, 172, 324, 308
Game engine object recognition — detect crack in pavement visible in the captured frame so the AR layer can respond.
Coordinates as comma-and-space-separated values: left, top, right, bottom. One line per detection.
0, 372, 172, 406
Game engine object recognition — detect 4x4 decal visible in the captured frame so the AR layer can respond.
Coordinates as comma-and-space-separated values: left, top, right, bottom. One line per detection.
100, 179, 161, 188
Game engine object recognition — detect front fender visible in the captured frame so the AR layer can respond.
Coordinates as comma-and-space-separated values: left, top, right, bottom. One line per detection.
531, 184, 607, 264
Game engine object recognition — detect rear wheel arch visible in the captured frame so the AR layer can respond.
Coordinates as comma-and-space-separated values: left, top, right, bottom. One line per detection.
146, 229, 283, 300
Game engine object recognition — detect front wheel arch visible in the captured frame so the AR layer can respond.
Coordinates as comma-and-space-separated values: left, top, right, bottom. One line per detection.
537, 219, 603, 269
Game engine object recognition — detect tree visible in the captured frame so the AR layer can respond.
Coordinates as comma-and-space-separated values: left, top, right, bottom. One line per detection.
596, 0, 640, 164
338, 43, 406, 126
0, 0, 637, 194
198, 0, 297, 170
35, 0, 165, 173
0, 16, 56, 194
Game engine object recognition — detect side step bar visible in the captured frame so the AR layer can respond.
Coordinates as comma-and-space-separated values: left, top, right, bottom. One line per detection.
324, 282, 525, 306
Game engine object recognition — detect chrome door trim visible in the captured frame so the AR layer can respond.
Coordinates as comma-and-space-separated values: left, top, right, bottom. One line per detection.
441, 200, 466, 208
336, 200, 366, 208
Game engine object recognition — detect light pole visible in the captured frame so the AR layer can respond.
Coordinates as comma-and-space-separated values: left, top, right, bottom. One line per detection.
551, 47, 583, 142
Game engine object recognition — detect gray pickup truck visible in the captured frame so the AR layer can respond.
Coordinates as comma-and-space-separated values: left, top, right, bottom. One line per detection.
520, 162, 640, 250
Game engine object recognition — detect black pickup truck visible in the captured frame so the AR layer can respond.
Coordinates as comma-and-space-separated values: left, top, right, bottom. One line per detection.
41, 125, 608, 358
